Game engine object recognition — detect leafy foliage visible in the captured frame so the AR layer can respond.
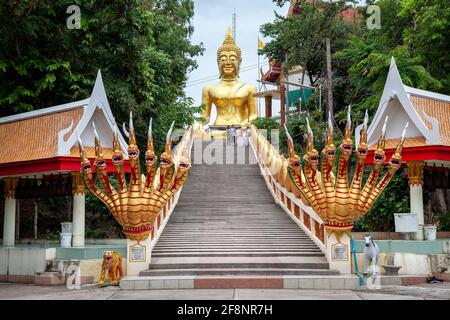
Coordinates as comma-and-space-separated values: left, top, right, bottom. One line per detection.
0, 0, 204, 150
261, 0, 449, 231
0, 1, 204, 238
354, 169, 410, 231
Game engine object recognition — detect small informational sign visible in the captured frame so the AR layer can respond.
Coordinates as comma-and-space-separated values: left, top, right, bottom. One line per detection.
129, 243, 146, 262
331, 244, 348, 261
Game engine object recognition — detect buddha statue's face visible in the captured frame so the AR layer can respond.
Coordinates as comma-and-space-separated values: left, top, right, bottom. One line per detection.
218, 50, 240, 79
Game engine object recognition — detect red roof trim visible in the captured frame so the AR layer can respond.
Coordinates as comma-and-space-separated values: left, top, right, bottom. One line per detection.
0, 157, 131, 176
365, 145, 450, 164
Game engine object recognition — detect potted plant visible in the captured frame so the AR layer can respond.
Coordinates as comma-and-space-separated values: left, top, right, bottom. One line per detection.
423, 211, 438, 241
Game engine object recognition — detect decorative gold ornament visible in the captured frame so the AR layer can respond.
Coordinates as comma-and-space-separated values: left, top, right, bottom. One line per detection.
407, 161, 424, 186
77, 113, 191, 241
4, 177, 19, 199
71, 171, 86, 195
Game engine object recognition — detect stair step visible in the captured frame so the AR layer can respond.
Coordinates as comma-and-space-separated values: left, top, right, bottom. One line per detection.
139, 268, 339, 276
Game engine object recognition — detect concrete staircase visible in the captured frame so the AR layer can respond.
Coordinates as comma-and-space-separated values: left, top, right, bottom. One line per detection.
122, 139, 346, 289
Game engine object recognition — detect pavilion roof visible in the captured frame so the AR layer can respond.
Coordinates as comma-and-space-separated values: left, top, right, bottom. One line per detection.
0, 71, 128, 175
357, 57, 450, 165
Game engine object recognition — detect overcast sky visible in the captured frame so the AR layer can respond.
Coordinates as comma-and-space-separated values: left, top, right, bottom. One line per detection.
184, 0, 289, 121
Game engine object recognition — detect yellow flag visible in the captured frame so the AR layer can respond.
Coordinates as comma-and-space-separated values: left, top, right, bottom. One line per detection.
258, 37, 265, 49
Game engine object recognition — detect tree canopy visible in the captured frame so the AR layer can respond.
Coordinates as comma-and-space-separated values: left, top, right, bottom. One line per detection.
0, 0, 204, 153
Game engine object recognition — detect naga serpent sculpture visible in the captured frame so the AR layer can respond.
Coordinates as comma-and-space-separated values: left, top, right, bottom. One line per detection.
77, 112, 191, 241
252, 107, 408, 235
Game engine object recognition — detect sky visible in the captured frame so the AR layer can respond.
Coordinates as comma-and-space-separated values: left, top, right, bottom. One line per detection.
184, 0, 290, 122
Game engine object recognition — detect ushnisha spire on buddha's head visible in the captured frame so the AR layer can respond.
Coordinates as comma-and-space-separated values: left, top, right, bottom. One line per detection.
217, 27, 242, 77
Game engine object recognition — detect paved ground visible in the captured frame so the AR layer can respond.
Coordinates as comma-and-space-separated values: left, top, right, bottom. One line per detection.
0, 283, 449, 300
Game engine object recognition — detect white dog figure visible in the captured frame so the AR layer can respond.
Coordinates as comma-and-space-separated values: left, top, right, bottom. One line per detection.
363, 234, 379, 275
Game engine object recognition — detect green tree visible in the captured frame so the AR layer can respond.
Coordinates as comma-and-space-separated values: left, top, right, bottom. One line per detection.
260, 0, 361, 87
0, 0, 204, 153
399, 0, 450, 92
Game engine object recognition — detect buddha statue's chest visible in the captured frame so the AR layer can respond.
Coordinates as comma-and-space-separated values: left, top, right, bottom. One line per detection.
209, 84, 249, 104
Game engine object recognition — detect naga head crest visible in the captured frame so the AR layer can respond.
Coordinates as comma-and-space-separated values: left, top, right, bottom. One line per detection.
304, 118, 319, 169
124, 111, 139, 161
160, 121, 175, 169
341, 106, 353, 157
285, 125, 302, 171
356, 110, 369, 158
145, 118, 157, 167
76, 131, 92, 174
323, 112, 336, 162
389, 122, 408, 169
112, 124, 124, 166
374, 116, 389, 165
92, 122, 106, 170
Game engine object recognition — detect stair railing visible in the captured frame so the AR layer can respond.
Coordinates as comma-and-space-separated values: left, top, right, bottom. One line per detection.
248, 126, 326, 253
149, 122, 200, 250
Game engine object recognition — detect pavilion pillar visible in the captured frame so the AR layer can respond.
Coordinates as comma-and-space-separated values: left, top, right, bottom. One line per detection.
71, 172, 86, 247
3, 178, 18, 247
407, 161, 425, 240
264, 95, 272, 118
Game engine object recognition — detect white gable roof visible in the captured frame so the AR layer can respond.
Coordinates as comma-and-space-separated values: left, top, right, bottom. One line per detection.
356, 57, 450, 148
58, 70, 128, 156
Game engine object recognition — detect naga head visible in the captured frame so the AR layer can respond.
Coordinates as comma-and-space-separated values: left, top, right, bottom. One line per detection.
160, 121, 175, 169
177, 149, 192, 173
356, 110, 369, 159
340, 105, 353, 159
77, 131, 92, 175
285, 125, 302, 172
123, 111, 140, 162
111, 124, 124, 167
303, 118, 320, 170
92, 122, 107, 171
322, 112, 336, 165
373, 116, 388, 166
389, 122, 408, 170
145, 118, 157, 168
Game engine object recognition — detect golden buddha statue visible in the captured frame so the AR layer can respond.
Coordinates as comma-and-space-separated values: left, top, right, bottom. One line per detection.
201, 29, 258, 127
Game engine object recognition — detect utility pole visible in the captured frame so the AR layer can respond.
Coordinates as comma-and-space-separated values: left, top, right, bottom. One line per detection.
232, 10, 236, 40
325, 38, 333, 119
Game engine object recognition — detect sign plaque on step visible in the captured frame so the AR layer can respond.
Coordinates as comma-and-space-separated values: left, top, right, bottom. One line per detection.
331, 243, 348, 261
129, 243, 146, 262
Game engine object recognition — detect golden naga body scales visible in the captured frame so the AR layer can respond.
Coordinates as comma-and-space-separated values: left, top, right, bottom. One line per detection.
253, 107, 408, 233
77, 113, 191, 241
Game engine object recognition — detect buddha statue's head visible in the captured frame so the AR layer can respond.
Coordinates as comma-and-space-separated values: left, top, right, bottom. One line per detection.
217, 28, 242, 80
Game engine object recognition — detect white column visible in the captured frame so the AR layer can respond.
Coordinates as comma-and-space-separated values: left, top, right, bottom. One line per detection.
407, 162, 424, 240
3, 178, 18, 247
410, 184, 424, 240
72, 172, 86, 247
72, 193, 85, 247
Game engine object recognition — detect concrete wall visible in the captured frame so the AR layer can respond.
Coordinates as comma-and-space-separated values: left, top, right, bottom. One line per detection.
0, 247, 51, 282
